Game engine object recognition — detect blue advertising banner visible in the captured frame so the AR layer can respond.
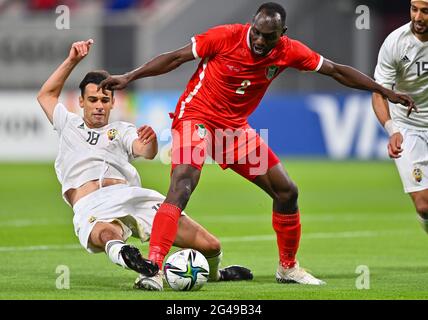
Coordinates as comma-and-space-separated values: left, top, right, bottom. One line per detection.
250, 93, 390, 159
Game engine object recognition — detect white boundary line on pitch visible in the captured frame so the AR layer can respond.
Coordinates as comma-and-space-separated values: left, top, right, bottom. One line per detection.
0, 219, 68, 228
0, 212, 414, 228
220, 230, 411, 242
198, 213, 414, 223
0, 244, 81, 252
0, 230, 411, 252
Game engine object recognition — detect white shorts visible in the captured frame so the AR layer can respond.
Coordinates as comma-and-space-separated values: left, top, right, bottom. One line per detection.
395, 127, 428, 194
72, 184, 185, 253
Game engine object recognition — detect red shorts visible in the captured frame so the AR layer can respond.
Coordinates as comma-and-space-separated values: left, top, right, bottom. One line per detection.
170, 118, 280, 181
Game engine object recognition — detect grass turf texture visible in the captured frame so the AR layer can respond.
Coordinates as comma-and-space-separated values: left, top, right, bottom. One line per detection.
0, 160, 426, 300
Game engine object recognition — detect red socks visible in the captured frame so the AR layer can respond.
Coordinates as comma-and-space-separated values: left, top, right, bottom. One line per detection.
148, 205, 301, 270
148, 203, 182, 269
272, 211, 301, 269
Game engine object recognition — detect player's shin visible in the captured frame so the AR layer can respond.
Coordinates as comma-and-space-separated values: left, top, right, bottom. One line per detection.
105, 240, 128, 268
272, 211, 301, 269
149, 203, 182, 269
206, 251, 223, 281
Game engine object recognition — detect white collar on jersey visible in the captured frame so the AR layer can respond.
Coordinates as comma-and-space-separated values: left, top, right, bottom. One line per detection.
247, 26, 275, 56
247, 26, 251, 49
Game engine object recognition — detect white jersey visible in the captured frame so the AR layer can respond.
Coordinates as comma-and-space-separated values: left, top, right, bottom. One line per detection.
53, 103, 142, 205
374, 22, 428, 129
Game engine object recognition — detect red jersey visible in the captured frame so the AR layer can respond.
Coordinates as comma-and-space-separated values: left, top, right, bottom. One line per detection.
174, 24, 323, 129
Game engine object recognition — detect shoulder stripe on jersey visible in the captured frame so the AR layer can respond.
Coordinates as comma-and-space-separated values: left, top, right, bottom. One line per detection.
178, 58, 209, 119
191, 37, 199, 59
314, 56, 324, 72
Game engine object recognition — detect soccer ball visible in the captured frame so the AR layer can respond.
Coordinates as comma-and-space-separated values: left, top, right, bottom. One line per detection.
164, 249, 210, 291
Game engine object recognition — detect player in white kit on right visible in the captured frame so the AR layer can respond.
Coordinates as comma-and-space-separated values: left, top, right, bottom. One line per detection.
373, 0, 428, 233
37, 39, 252, 291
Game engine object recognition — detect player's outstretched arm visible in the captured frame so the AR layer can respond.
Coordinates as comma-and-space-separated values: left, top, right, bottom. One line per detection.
98, 44, 195, 92
133, 125, 158, 160
37, 39, 94, 124
318, 59, 416, 112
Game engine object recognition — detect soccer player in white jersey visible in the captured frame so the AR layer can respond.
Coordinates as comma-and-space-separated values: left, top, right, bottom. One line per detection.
37, 39, 253, 291
373, 0, 428, 233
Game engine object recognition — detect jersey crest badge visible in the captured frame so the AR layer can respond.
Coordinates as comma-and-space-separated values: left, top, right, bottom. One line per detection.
88, 216, 97, 224
107, 129, 118, 141
413, 168, 423, 183
195, 124, 207, 139
266, 65, 279, 80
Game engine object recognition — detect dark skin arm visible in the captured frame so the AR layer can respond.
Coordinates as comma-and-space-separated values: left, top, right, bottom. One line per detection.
318, 59, 416, 113
98, 44, 195, 92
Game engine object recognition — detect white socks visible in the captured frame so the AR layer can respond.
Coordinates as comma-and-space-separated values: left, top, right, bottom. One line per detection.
417, 215, 428, 234
105, 240, 128, 268
206, 251, 223, 281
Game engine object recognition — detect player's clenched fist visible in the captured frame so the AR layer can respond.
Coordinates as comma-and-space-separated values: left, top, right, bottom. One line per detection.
69, 39, 94, 63
137, 125, 157, 145
388, 133, 404, 159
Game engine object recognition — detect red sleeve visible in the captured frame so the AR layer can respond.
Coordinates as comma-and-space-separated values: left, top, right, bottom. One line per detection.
192, 25, 236, 59
288, 39, 323, 72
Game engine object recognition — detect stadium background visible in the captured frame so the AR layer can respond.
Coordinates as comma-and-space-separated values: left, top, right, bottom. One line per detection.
1, 0, 426, 300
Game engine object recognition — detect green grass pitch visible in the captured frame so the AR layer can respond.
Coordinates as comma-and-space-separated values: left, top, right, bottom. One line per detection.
0, 160, 427, 300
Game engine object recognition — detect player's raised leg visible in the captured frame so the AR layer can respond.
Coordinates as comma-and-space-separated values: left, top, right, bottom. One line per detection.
89, 222, 158, 276
252, 163, 325, 285
411, 190, 428, 233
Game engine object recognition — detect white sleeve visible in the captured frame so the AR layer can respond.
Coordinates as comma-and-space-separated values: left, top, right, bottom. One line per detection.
120, 123, 139, 159
374, 38, 398, 90
52, 103, 73, 134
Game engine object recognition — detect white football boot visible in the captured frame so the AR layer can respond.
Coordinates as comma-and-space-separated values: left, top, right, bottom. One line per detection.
276, 262, 326, 285
134, 270, 164, 291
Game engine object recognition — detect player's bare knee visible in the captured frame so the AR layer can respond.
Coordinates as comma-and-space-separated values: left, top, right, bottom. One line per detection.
168, 166, 201, 207
207, 237, 221, 255
275, 183, 299, 207
98, 227, 122, 246
200, 238, 221, 257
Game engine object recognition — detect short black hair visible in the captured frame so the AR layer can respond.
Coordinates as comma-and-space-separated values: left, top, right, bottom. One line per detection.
79, 70, 113, 97
256, 2, 287, 27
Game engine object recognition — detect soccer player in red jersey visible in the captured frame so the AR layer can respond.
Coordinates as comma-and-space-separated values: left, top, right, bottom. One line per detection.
100, 2, 415, 289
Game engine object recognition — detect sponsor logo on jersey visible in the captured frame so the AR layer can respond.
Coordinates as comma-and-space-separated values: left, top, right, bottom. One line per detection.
401, 55, 410, 63
266, 65, 279, 80
413, 167, 423, 183
78, 123, 85, 130
107, 129, 118, 141
195, 124, 207, 139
